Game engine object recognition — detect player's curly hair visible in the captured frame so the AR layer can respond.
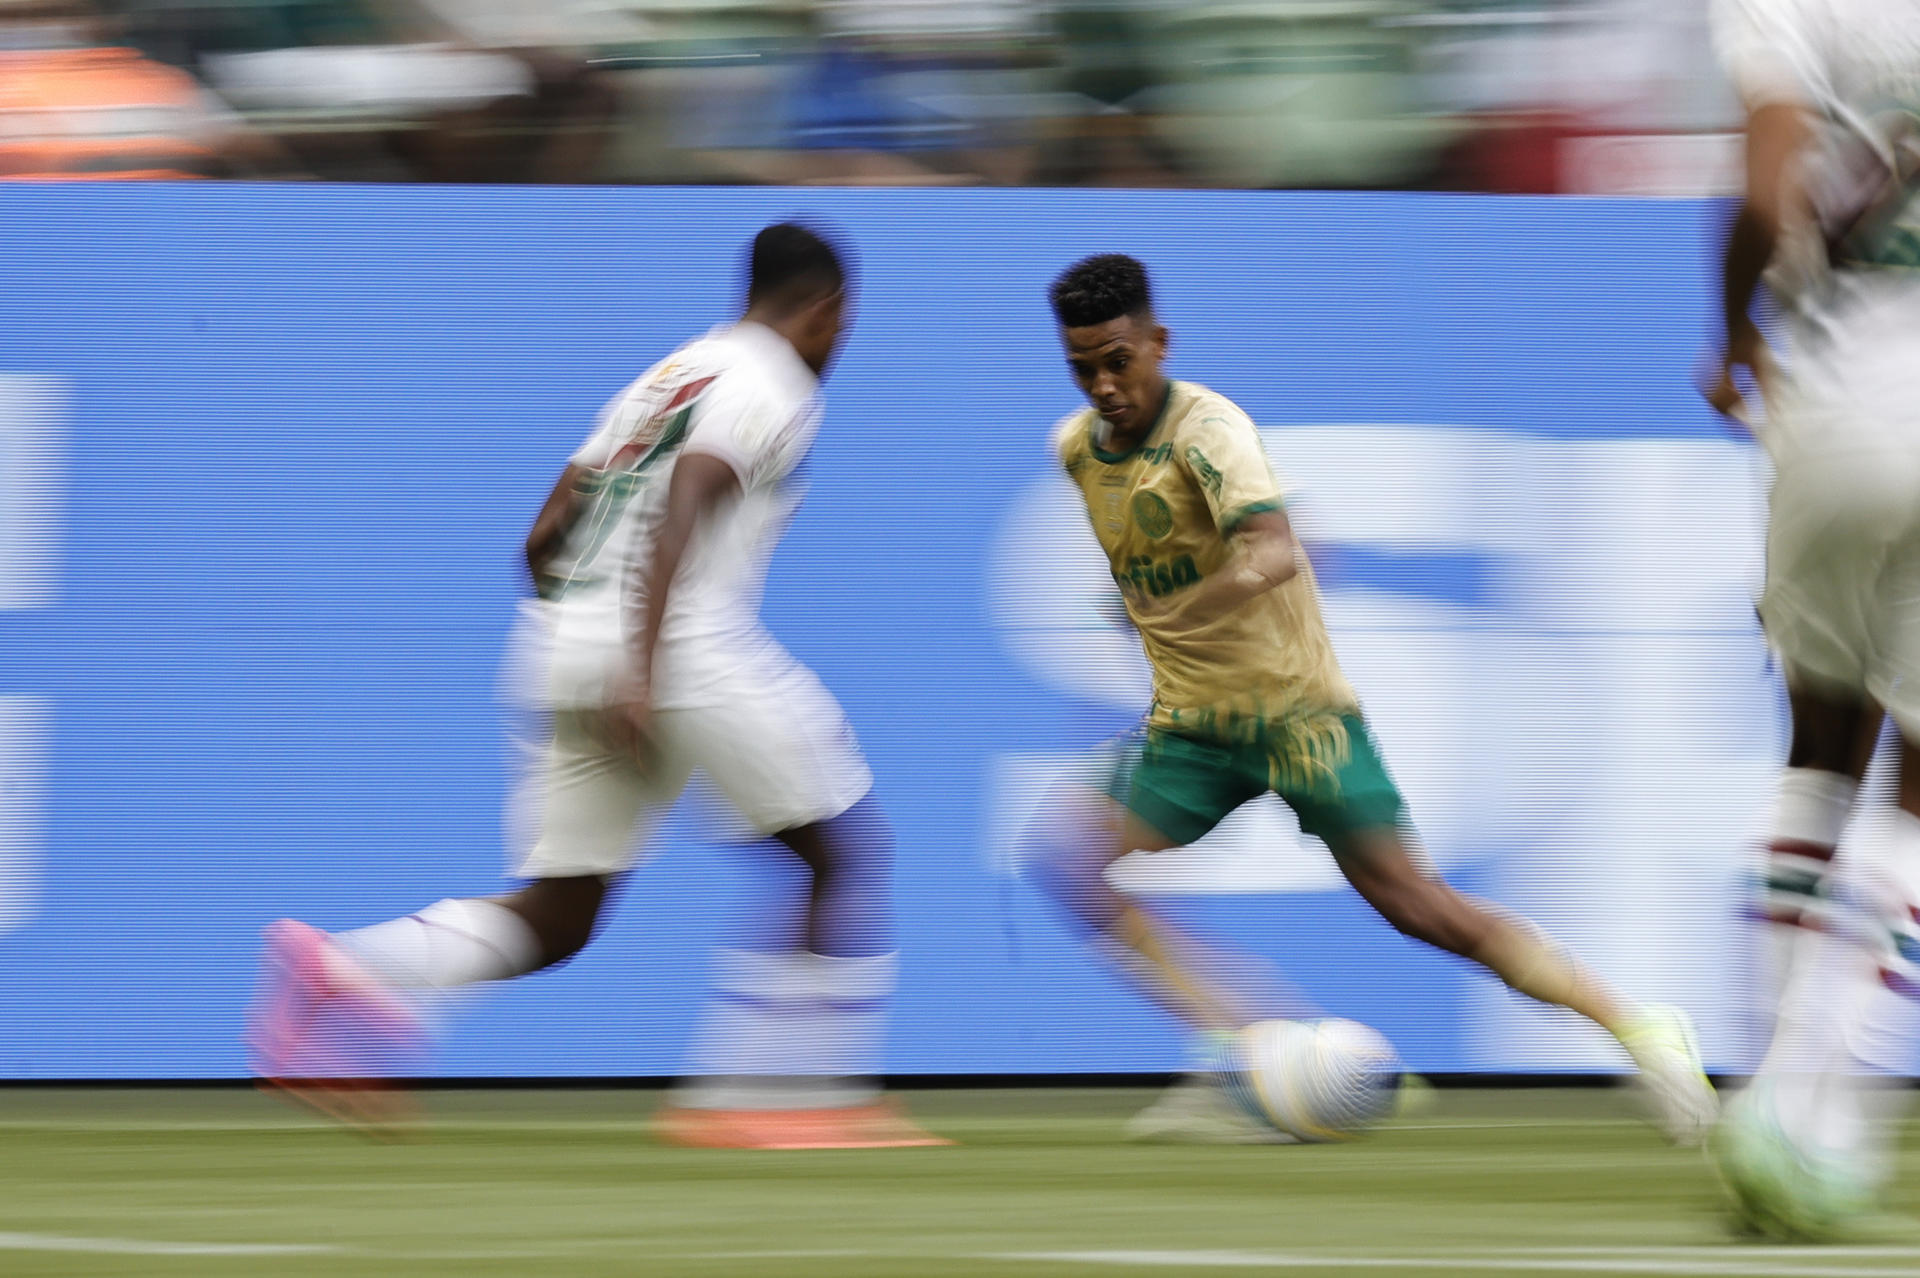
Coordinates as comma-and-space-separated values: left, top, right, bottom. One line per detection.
1049, 254, 1153, 328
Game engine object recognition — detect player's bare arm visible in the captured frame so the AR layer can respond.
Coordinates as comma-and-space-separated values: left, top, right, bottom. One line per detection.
1708, 100, 1812, 422
612, 450, 742, 747
525, 463, 588, 591
1131, 508, 1302, 630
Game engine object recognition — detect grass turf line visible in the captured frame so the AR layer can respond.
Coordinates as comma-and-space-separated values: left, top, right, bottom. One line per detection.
0, 1087, 1912, 1278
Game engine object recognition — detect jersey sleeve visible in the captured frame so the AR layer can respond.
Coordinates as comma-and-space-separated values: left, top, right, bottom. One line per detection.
1051, 411, 1088, 475
680, 374, 793, 490
1178, 402, 1284, 536
1712, 0, 1830, 110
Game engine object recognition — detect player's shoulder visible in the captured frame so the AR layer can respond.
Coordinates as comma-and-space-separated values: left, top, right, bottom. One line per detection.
709, 322, 821, 410
610, 335, 712, 397
668, 329, 761, 396
1051, 405, 1098, 470
646, 331, 787, 408
590, 337, 731, 435
1166, 381, 1258, 441
1710, 0, 1832, 91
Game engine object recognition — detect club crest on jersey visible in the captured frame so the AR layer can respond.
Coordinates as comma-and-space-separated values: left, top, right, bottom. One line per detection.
1133, 492, 1174, 539
606, 376, 717, 471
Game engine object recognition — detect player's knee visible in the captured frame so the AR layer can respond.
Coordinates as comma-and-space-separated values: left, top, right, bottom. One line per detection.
1023, 807, 1126, 935
1785, 682, 1873, 775
811, 796, 893, 879
782, 796, 895, 957
533, 916, 595, 969
499, 877, 608, 971
779, 797, 893, 896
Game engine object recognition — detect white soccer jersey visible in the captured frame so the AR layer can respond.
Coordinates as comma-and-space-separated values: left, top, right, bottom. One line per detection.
1714, 0, 1920, 413
532, 321, 824, 710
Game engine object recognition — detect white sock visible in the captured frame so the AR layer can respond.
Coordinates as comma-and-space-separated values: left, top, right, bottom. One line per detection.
680, 949, 812, 1107
333, 898, 541, 990
1761, 768, 1854, 1007
679, 950, 895, 1109
801, 952, 895, 1083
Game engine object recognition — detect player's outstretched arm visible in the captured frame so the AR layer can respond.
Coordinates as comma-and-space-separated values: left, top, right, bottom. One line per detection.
1137, 509, 1301, 631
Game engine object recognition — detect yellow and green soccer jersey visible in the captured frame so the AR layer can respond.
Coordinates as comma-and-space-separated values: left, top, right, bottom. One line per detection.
1054, 380, 1358, 745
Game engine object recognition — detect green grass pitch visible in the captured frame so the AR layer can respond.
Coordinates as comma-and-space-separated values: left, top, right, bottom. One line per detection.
0, 1086, 1914, 1277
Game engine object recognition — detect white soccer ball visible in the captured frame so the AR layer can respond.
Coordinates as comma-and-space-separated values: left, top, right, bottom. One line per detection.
1216, 1018, 1403, 1142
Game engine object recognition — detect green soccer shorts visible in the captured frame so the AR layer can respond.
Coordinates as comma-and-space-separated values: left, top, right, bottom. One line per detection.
1109, 713, 1406, 853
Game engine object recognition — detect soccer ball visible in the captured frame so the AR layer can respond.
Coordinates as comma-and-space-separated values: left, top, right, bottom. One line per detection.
1214, 1018, 1403, 1143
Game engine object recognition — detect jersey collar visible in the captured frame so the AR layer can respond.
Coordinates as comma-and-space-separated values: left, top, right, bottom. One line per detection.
1089, 380, 1179, 464
725, 320, 820, 398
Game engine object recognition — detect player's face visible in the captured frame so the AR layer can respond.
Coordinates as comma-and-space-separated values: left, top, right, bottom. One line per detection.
1062, 315, 1168, 442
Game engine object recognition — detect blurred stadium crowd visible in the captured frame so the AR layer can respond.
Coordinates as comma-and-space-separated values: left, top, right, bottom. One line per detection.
1, 0, 1736, 191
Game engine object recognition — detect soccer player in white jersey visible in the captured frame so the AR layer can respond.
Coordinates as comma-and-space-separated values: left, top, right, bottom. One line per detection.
1708, 0, 1920, 1234
247, 223, 944, 1150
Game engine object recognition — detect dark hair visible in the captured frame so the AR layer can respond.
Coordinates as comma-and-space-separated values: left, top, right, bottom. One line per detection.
747, 222, 847, 309
1049, 253, 1153, 328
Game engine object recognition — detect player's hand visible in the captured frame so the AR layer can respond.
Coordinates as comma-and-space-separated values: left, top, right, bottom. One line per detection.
1702, 319, 1770, 431
601, 675, 655, 760
610, 697, 653, 756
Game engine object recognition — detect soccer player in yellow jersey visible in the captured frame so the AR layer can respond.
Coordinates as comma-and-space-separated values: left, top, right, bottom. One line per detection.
1035, 254, 1718, 1145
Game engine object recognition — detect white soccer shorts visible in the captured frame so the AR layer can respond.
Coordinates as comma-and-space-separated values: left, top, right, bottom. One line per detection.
1760, 396, 1920, 734
509, 656, 873, 879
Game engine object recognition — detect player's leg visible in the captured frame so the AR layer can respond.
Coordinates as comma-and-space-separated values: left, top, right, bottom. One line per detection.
312, 875, 605, 999
1330, 826, 1625, 1030
658, 657, 943, 1148
246, 888, 575, 1134
772, 799, 891, 960
1717, 723, 1919, 1238
1882, 731, 1920, 997
247, 707, 684, 1124
1762, 686, 1876, 925
1773, 555, 1920, 1212
1728, 682, 1878, 1183
1023, 732, 1312, 1143
1331, 822, 1715, 1143
1750, 680, 1879, 1031
321, 706, 676, 984
1291, 713, 1716, 1144
1750, 420, 1899, 1003
1708, 419, 1920, 1231
1023, 731, 1307, 1034
1826, 751, 1920, 1205
1867, 532, 1920, 1000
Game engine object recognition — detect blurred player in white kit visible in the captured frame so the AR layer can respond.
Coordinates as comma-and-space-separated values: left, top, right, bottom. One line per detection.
1708, 0, 1920, 1235
247, 222, 943, 1150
